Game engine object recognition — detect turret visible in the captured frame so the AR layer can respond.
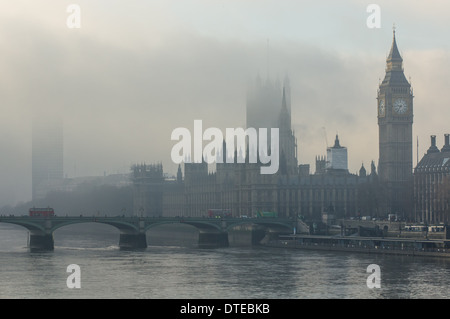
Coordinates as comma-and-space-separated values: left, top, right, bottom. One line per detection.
441, 134, 450, 153
177, 164, 182, 183
386, 29, 403, 72
370, 160, 377, 176
359, 163, 367, 177
427, 135, 440, 154
278, 87, 290, 130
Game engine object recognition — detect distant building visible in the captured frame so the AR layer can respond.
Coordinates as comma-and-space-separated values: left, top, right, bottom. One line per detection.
32, 114, 64, 200
132, 163, 164, 217
132, 33, 429, 222
414, 135, 450, 224
377, 30, 414, 217
326, 135, 348, 172
132, 77, 376, 221
298, 164, 310, 177
246, 75, 284, 133
315, 156, 326, 175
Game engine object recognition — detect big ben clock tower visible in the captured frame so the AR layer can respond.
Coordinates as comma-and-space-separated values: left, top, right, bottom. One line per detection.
377, 29, 414, 216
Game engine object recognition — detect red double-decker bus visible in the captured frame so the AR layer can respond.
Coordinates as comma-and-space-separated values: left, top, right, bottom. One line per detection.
207, 209, 232, 218
29, 207, 55, 217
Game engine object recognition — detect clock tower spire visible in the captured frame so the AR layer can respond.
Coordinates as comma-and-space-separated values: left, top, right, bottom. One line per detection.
377, 28, 414, 217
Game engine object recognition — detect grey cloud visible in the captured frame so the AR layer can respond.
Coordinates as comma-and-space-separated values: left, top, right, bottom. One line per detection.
1, 13, 444, 206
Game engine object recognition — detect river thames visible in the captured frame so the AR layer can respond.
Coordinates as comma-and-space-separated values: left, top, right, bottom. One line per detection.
0, 223, 448, 299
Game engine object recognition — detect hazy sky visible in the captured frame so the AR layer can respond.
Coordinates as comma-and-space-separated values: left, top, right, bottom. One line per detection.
1, 0, 450, 206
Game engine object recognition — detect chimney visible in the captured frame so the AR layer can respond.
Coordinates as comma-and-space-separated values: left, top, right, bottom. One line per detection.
427, 135, 440, 154
442, 134, 450, 152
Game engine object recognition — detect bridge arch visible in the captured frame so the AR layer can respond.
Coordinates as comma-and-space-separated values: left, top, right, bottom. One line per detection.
49, 219, 139, 233
225, 219, 294, 232
0, 219, 46, 232
145, 220, 226, 248
52, 222, 120, 248
50, 218, 146, 250
144, 220, 223, 233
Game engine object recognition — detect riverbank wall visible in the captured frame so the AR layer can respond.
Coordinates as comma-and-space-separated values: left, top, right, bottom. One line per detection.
266, 234, 450, 258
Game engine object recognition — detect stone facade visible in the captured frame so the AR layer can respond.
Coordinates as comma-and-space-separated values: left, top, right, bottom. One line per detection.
414, 135, 450, 224
377, 30, 414, 216
132, 163, 164, 217
132, 78, 376, 220
151, 152, 377, 221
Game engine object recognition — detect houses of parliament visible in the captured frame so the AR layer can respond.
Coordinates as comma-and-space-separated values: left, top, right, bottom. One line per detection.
132, 31, 450, 225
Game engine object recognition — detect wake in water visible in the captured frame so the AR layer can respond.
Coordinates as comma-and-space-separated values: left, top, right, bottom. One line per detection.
53, 245, 120, 251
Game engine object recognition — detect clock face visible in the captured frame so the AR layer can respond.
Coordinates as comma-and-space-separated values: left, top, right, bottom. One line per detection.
393, 98, 408, 114
378, 99, 385, 116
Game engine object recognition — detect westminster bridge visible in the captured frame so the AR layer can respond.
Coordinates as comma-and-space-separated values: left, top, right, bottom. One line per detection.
0, 215, 296, 251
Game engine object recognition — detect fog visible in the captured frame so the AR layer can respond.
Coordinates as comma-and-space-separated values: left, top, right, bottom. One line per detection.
1, 1, 450, 206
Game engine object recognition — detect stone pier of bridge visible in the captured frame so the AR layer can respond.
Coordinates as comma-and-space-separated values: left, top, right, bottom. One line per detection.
118, 219, 147, 250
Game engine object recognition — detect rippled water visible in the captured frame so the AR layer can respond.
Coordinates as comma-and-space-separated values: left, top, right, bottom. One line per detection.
0, 223, 448, 299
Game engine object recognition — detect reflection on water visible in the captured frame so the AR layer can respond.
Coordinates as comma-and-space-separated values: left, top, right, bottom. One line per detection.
0, 223, 449, 298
